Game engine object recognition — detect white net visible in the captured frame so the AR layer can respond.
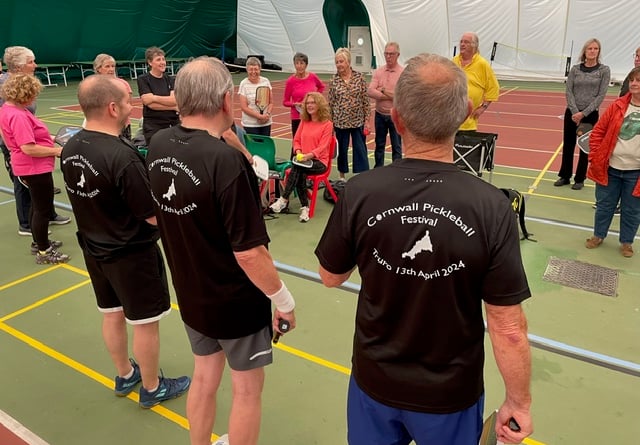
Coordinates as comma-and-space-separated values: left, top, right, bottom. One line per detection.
491, 42, 570, 82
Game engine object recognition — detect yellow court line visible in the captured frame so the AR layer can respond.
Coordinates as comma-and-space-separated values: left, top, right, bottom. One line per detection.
0, 265, 62, 292
524, 437, 547, 445
275, 342, 351, 375
41, 119, 84, 127
0, 279, 91, 323
527, 142, 563, 194
60, 263, 89, 276
36, 265, 542, 444
38, 111, 80, 118
525, 191, 595, 205
0, 321, 192, 433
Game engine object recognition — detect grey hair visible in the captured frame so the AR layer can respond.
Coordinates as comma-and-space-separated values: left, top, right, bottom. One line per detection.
93, 53, 116, 72
335, 47, 351, 65
3, 46, 35, 72
461, 32, 480, 53
385, 42, 400, 53
78, 75, 126, 120
293, 52, 308, 65
394, 53, 468, 143
246, 56, 262, 68
175, 57, 233, 117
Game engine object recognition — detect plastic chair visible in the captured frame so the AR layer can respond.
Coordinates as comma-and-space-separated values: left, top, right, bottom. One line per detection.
295, 138, 339, 218
243, 133, 291, 199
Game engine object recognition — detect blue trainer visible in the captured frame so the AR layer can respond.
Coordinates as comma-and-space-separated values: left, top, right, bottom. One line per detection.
139, 372, 191, 409
114, 358, 142, 396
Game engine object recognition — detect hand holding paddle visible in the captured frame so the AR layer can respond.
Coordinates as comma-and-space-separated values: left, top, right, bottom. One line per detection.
576, 122, 593, 154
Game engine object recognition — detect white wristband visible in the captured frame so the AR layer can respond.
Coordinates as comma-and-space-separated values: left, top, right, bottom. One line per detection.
267, 281, 295, 313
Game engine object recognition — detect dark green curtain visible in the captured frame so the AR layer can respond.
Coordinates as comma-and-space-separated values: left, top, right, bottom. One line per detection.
1, 0, 238, 63
322, 0, 370, 52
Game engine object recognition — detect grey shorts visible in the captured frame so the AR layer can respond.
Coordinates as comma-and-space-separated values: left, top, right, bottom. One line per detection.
184, 324, 273, 371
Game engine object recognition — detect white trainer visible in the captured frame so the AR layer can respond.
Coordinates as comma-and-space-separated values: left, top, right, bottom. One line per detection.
299, 206, 310, 222
212, 433, 229, 445
269, 197, 288, 213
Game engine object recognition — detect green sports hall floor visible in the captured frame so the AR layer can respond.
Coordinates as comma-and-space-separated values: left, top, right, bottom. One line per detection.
0, 74, 638, 445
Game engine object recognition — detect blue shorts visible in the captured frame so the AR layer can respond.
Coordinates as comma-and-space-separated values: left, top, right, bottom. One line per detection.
347, 375, 484, 445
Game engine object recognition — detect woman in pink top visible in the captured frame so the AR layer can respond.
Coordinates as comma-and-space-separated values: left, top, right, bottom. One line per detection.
93, 53, 133, 140
283, 52, 325, 138
0, 73, 70, 264
270, 92, 333, 222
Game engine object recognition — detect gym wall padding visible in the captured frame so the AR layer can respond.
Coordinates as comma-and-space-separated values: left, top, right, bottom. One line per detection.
1, 0, 238, 64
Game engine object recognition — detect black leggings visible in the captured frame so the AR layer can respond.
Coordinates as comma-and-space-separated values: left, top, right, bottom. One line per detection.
20, 172, 54, 251
559, 108, 599, 183
282, 160, 327, 207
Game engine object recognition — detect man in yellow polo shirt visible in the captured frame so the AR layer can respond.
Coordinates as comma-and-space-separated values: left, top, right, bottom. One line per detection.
453, 32, 499, 131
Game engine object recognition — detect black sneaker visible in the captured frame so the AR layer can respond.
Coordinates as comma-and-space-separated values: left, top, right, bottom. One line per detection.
554, 178, 570, 186
139, 372, 191, 408
31, 240, 63, 255
114, 358, 142, 396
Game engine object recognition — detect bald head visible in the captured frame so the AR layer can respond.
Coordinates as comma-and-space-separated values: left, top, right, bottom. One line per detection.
78, 74, 127, 120
394, 53, 468, 143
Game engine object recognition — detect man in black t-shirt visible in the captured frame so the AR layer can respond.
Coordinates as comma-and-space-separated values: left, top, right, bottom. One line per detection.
146, 57, 296, 445
61, 75, 190, 408
136, 46, 180, 145
315, 54, 533, 445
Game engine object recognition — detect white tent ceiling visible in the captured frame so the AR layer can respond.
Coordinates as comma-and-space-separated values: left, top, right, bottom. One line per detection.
237, 0, 640, 81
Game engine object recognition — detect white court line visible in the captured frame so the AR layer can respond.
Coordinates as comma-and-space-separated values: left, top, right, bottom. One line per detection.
1, 198, 16, 206
0, 409, 50, 445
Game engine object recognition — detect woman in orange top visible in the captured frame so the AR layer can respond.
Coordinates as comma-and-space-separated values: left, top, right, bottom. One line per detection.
269, 92, 333, 222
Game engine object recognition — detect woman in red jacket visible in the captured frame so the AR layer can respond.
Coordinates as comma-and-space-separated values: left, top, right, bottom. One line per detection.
586, 66, 640, 258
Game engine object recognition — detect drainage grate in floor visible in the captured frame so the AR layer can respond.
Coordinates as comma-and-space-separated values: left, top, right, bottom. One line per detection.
542, 256, 618, 297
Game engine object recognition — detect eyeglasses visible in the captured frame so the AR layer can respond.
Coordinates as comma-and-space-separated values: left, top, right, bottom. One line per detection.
383, 52, 398, 56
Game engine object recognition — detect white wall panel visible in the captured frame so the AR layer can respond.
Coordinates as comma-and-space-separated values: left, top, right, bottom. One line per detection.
237, 0, 640, 79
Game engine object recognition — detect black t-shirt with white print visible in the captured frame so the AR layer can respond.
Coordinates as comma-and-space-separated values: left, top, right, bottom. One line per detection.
315, 158, 531, 413
146, 125, 271, 340
61, 129, 159, 259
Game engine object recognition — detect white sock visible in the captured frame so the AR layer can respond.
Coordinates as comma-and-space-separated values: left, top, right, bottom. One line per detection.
121, 366, 134, 380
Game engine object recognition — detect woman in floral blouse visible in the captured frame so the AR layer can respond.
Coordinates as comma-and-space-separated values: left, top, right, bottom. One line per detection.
328, 47, 370, 180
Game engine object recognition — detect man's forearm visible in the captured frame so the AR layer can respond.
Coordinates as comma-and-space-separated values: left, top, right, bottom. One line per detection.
234, 245, 284, 296
486, 303, 532, 408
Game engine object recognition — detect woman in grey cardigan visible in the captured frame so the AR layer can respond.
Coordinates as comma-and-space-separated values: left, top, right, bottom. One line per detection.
555, 38, 610, 190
